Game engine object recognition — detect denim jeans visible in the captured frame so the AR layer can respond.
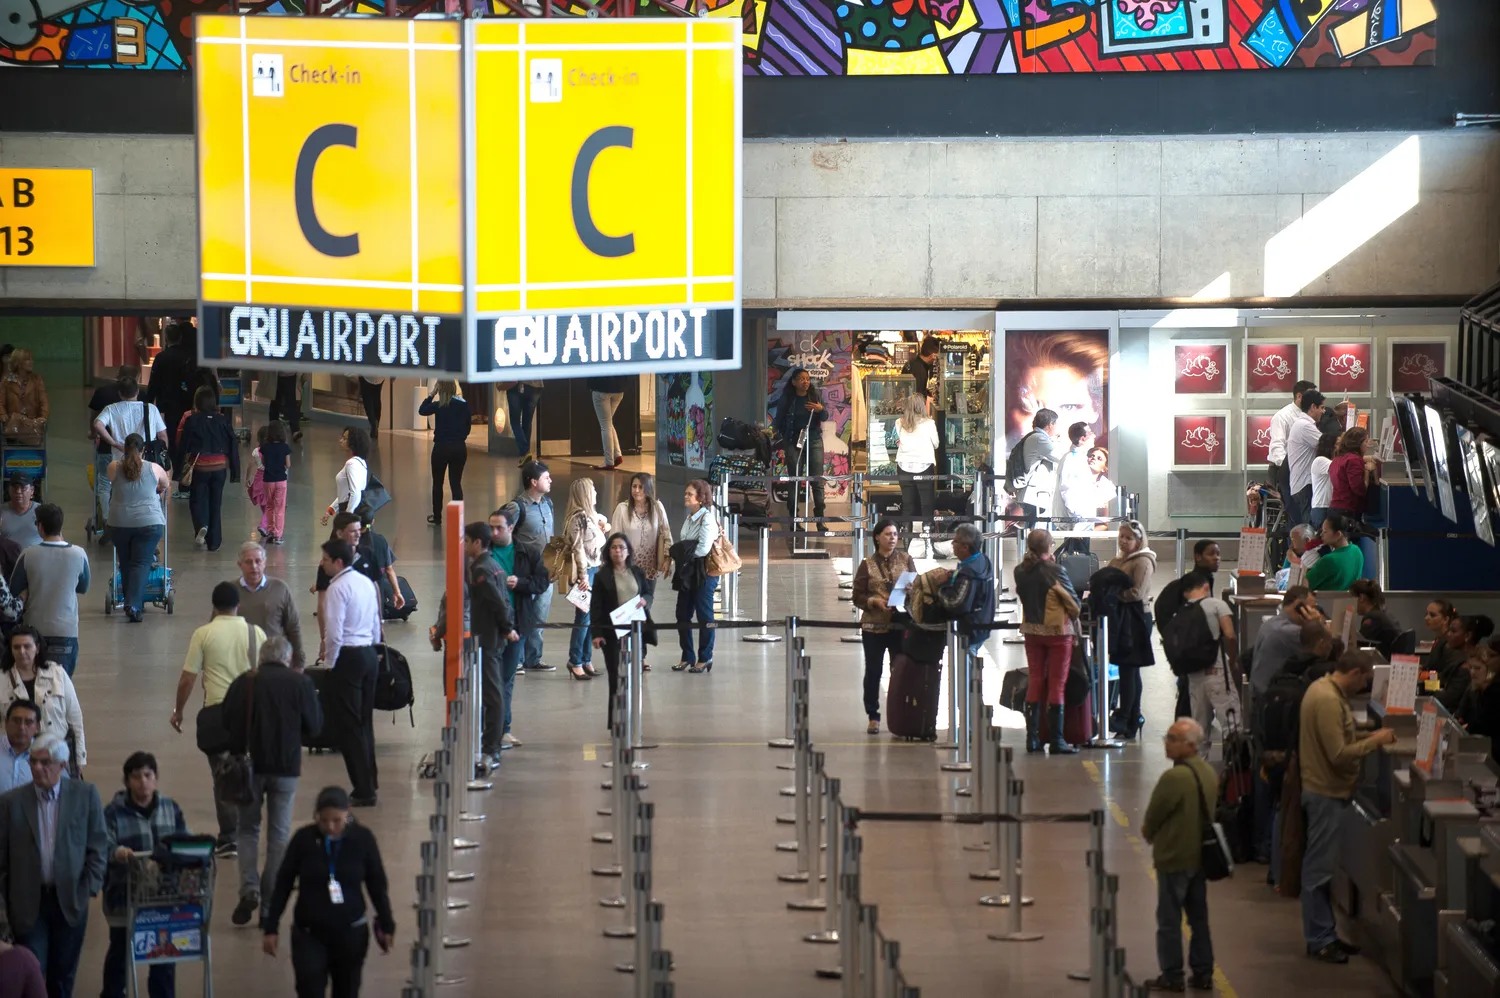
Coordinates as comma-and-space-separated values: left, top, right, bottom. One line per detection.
592, 391, 625, 464
523, 585, 554, 667
42, 636, 79, 677
1253, 767, 1277, 866
237, 773, 298, 904
1155, 870, 1213, 982
500, 636, 522, 735
1301, 792, 1348, 950
102, 925, 175, 998
507, 385, 540, 457
479, 643, 505, 755
861, 631, 901, 720
675, 576, 719, 665
568, 567, 598, 667
111, 523, 163, 613
18, 890, 88, 998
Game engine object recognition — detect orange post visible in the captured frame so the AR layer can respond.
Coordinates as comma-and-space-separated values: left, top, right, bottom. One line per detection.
444, 499, 464, 703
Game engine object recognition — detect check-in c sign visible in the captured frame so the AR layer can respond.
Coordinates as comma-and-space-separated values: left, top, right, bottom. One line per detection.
296, 123, 360, 258
571, 126, 633, 259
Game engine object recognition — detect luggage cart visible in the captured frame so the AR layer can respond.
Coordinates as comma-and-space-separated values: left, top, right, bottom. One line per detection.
106, 493, 174, 615
85, 461, 108, 546
218, 370, 251, 444
0, 426, 47, 501
115, 838, 218, 998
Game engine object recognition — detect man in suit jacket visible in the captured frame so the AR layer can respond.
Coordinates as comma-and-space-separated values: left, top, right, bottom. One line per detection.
0, 731, 107, 998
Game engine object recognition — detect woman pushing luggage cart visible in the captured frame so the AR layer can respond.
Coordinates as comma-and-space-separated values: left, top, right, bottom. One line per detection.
104, 434, 175, 619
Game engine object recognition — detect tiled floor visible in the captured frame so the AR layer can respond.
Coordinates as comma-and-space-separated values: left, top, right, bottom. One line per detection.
39, 389, 1396, 997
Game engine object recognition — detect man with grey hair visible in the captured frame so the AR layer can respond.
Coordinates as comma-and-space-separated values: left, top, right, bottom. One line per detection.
933, 522, 997, 650
0, 730, 107, 998
1142, 717, 1218, 993
221, 634, 323, 928
236, 541, 305, 670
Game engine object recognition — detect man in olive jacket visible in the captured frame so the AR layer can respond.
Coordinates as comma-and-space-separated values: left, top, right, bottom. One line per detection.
1141, 718, 1219, 993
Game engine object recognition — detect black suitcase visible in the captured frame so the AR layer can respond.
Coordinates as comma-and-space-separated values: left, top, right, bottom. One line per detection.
885, 653, 941, 741
303, 667, 340, 751
383, 576, 418, 622
1058, 553, 1099, 595
374, 644, 416, 725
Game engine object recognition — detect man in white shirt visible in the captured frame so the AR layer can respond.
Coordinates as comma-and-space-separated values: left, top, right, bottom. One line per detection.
1056, 422, 1111, 555
1285, 390, 1327, 530
320, 538, 383, 806
1265, 380, 1315, 469
91, 376, 169, 513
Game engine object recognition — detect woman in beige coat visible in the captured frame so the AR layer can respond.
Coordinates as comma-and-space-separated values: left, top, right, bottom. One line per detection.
562, 478, 610, 680
1107, 520, 1156, 738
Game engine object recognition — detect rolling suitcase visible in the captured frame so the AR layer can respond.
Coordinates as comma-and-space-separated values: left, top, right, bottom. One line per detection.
303, 667, 340, 752
382, 576, 418, 622
1058, 553, 1099, 595
1038, 689, 1094, 746
885, 653, 942, 741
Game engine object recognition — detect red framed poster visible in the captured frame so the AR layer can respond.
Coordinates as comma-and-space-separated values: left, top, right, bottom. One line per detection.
1245, 412, 1275, 466
1316, 339, 1374, 396
1172, 412, 1231, 471
1388, 340, 1448, 394
1244, 340, 1300, 396
1173, 341, 1230, 396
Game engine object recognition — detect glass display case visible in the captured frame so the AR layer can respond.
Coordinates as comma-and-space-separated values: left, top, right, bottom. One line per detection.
862, 372, 916, 480
939, 341, 991, 484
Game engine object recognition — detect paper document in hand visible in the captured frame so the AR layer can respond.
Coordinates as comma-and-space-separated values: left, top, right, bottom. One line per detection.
610, 600, 646, 628
887, 572, 918, 613
565, 584, 591, 613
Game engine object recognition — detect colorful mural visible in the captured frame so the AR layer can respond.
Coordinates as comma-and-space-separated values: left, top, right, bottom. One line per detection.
767, 329, 854, 501
0, 0, 1436, 72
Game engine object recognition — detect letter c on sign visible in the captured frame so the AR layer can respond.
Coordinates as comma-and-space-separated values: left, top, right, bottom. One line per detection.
570, 126, 634, 259
295, 124, 360, 258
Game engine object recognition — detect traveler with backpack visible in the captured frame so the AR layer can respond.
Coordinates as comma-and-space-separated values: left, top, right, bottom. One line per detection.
1161, 570, 1239, 758
1004, 408, 1064, 558
1141, 718, 1219, 994
504, 461, 557, 674
1106, 521, 1156, 739
1298, 652, 1396, 964
851, 519, 917, 735
1013, 528, 1079, 755
1155, 539, 1222, 721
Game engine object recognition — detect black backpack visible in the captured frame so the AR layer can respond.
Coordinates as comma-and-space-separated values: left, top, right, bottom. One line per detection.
1256, 669, 1310, 753
373, 644, 415, 725
1161, 602, 1220, 676
1003, 433, 1034, 496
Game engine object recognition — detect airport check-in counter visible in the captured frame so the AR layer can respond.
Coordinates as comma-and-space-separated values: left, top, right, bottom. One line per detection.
1345, 697, 1499, 998
1447, 822, 1500, 997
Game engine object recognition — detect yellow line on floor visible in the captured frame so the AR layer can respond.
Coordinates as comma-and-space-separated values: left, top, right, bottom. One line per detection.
582, 744, 596, 761
1080, 760, 1241, 998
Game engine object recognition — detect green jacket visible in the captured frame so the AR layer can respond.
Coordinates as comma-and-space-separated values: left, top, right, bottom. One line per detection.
1141, 756, 1218, 874
1305, 542, 1363, 591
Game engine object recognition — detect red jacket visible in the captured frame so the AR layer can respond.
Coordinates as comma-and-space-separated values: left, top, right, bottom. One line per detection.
1329, 452, 1372, 513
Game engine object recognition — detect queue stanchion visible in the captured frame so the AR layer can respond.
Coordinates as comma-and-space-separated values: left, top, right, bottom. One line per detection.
615, 798, 654, 971
1085, 614, 1123, 751
431, 777, 471, 973
726, 509, 747, 618
859, 905, 879, 997
628, 623, 656, 754
779, 649, 810, 786
460, 650, 492, 819
935, 622, 960, 752
804, 776, 840, 941
940, 626, 970, 769
789, 750, 828, 909
593, 718, 629, 878
443, 712, 477, 852
412, 842, 438, 993
840, 474, 866, 643
778, 680, 812, 882
987, 778, 1042, 943
816, 823, 860, 981
777, 693, 810, 847
977, 739, 1020, 900
604, 773, 643, 939
970, 712, 1006, 875
744, 524, 783, 645
767, 616, 800, 745
1174, 527, 1187, 578
593, 712, 624, 848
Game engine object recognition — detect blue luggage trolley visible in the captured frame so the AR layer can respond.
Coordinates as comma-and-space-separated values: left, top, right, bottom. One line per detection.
105, 493, 174, 615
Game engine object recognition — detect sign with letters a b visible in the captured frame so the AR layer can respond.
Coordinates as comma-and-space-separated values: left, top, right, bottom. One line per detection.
193, 14, 740, 381
0, 169, 95, 267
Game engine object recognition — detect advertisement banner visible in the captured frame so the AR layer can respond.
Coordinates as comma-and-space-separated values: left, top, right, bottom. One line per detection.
657, 372, 714, 472
1389, 341, 1446, 394
1244, 341, 1300, 396
1172, 413, 1230, 471
1173, 342, 1230, 396
1002, 329, 1110, 453
1245, 412, 1275, 466
1317, 340, 1374, 396
132, 904, 205, 965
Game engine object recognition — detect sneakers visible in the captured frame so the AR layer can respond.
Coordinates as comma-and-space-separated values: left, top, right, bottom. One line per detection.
213, 840, 237, 859
527, 663, 557, 672
231, 893, 259, 926
1308, 943, 1349, 964
1188, 975, 1214, 991
194, 527, 207, 548
350, 795, 378, 808
502, 733, 521, 748
172, 490, 190, 501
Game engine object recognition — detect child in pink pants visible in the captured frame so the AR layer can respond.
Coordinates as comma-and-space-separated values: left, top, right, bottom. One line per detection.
257, 421, 292, 543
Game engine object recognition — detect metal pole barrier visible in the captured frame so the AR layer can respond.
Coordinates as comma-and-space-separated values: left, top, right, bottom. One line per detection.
767, 616, 799, 743
1066, 811, 1107, 987
604, 774, 642, 939
805, 782, 840, 943
937, 622, 959, 752
973, 726, 1008, 886
1378, 527, 1389, 591
461, 650, 492, 814
431, 784, 471, 968
816, 823, 859, 979
776, 637, 807, 786
778, 682, 812, 882
882, 940, 901, 998
744, 525, 783, 644
1086, 615, 1123, 750
789, 751, 827, 910
1174, 527, 1187, 579
629, 622, 656, 753
941, 629, 970, 770
860, 906, 878, 998
593, 722, 629, 877
443, 713, 478, 852
617, 800, 655, 975
840, 886, 863, 998
988, 778, 1042, 942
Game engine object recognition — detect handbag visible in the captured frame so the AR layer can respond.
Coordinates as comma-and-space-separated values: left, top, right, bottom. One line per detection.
211, 619, 260, 807
1187, 763, 1235, 882
351, 459, 392, 522
705, 514, 741, 577
139, 402, 171, 470
179, 454, 199, 488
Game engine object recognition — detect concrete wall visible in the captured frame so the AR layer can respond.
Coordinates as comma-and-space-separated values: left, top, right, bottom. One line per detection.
2, 129, 1498, 310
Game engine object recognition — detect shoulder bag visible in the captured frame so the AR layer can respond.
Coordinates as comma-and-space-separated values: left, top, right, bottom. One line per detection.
351, 458, 393, 522
140, 401, 171, 470
1186, 763, 1234, 881
705, 512, 742, 577
212, 619, 261, 808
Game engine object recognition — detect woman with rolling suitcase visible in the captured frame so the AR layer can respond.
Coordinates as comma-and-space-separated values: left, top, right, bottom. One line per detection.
1015, 528, 1081, 755
851, 519, 916, 735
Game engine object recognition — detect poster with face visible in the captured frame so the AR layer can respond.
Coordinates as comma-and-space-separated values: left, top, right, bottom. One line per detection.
1245, 413, 1275, 466
1003, 329, 1109, 453
767, 330, 854, 499
1389, 341, 1447, 394
1317, 340, 1374, 396
1173, 342, 1230, 395
1244, 341, 1300, 396
1172, 413, 1230, 471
